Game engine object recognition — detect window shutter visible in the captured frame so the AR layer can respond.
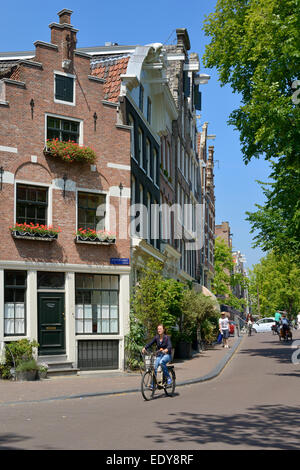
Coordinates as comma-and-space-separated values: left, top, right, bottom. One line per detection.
194, 85, 202, 111
55, 75, 74, 102
183, 72, 190, 97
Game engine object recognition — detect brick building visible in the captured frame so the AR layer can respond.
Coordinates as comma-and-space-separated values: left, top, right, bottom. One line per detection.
198, 122, 215, 290
0, 10, 132, 371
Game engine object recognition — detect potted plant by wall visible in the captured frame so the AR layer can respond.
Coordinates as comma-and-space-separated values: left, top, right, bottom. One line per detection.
15, 359, 39, 381
10, 223, 61, 241
0, 339, 39, 380
44, 139, 96, 164
75, 228, 116, 244
38, 363, 48, 379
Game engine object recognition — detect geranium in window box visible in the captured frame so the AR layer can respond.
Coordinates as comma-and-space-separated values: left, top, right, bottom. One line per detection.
10, 223, 61, 241
44, 139, 96, 164
75, 228, 116, 244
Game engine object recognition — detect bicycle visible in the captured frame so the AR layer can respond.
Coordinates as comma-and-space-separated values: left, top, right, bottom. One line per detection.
141, 350, 176, 401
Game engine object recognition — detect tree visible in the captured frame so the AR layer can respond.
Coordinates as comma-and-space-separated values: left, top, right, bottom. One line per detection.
203, 0, 300, 257
130, 259, 184, 340
246, 161, 300, 261
248, 251, 300, 317
180, 289, 220, 344
212, 237, 248, 311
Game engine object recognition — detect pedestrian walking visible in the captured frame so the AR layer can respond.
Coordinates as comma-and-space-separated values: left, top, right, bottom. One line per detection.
219, 312, 230, 348
297, 312, 300, 330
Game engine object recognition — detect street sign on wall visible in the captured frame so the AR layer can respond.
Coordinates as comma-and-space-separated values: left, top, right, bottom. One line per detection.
110, 258, 130, 265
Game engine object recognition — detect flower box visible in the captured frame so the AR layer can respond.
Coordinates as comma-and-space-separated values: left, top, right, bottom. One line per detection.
44, 139, 96, 164
75, 228, 116, 245
12, 231, 58, 241
10, 223, 60, 241
75, 235, 116, 245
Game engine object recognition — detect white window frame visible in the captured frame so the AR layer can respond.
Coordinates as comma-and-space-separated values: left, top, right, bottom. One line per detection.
14, 180, 52, 226
76, 188, 109, 232
45, 113, 83, 146
54, 71, 76, 106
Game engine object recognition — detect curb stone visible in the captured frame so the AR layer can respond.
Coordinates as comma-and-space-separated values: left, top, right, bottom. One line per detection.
0, 336, 244, 407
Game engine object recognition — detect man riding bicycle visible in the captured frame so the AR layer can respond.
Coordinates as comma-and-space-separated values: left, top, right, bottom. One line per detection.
142, 324, 172, 386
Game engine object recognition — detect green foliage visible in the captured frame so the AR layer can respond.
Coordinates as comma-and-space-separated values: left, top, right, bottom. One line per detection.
212, 238, 247, 311
131, 259, 184, 340
124, 314, 146, 370
0, 339, 39, 379
248, 251, 300, 317
46, 139, 96, 163
16, 359, 39, 372
246, 161, 300, 261
203, 0, 300, 258
181, 289, 220, 344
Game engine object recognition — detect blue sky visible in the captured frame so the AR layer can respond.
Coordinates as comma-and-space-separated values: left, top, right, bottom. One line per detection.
0, 0, 272, 269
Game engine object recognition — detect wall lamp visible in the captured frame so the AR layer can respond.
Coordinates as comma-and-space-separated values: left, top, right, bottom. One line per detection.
0, 166, 4, 191
119, 182, 124, 197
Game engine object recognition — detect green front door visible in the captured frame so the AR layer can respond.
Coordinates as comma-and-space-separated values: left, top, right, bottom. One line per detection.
38, 293, 65, 355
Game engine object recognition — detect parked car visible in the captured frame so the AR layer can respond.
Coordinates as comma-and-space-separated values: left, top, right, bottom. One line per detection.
229, 321, 235, 335
252, 317, 275, 333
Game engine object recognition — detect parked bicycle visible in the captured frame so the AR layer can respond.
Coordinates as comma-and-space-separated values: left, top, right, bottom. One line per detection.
141, 350, 176, 401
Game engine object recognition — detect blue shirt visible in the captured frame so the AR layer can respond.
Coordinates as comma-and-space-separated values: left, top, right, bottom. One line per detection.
145, 334, 172, 355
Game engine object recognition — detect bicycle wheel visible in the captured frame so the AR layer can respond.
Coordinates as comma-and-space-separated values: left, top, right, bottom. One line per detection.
141, 370, 155, 401
164, 369, 176, 397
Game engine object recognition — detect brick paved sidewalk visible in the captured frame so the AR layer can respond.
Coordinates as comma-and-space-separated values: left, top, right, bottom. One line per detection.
0, 336, 240, 405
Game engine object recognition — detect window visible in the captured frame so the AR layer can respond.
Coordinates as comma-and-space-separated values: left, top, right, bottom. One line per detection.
147, 192, 151, 243
138, 128, 143, 168
131, 175, 136, 205
16, 184, 48, 226
47, 116, 80, 143
146, 139, 151, 177
37, 272, 65, 290
75, 274, 119, 334
139, 84, 144, 112
147, 97, 152, 124
4, 270, 27, 336
128, 114, 135, 159
153, 148, 158, 185
55, 73, 75, 104
78, 192, 106, 232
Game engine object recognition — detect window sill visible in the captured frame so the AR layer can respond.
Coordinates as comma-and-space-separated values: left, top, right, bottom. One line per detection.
11, 231, 58, 241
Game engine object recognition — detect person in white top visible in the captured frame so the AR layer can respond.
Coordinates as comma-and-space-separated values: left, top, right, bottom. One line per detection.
297, 312, 300, 329
219, 312, 230, 348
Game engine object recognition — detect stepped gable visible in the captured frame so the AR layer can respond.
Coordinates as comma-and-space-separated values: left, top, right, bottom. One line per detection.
0, 61, 19, 79
91, 55, 130, 102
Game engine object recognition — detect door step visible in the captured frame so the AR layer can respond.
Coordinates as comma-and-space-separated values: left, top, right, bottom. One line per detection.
38, 356, 79, 377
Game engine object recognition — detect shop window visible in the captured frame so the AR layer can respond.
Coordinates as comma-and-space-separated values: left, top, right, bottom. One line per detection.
75, 274, 119, 335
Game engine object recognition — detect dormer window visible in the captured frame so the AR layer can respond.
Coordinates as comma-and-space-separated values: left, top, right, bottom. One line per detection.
54, 72, 75, 105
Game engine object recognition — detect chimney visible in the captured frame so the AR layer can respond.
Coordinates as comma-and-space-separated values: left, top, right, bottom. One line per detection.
176, 29, 191, 53
58, 8, 73, 24
49, 9, 78, 71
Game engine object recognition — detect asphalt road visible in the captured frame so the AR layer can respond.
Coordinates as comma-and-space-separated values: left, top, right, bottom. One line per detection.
1, 330, 300, 450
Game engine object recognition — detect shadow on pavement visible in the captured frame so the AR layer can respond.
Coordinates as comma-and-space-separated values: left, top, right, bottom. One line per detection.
145, 405, 300, 449
0, 433, 31, 450
239, 343, 294, 364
